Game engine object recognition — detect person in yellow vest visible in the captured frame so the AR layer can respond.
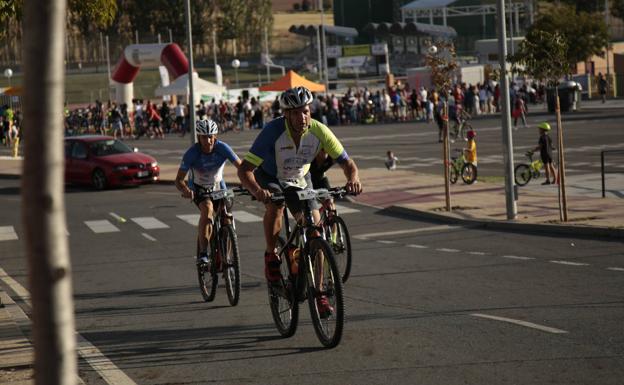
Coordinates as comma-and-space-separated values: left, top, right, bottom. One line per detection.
464, 129, 477, 165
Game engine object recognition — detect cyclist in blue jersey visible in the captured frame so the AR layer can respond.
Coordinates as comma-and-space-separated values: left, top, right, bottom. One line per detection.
237, 86, 362, 313
175, 119, 242, 266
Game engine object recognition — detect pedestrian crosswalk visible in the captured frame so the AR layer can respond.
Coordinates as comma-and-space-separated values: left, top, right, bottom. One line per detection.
0, 204, 361, 241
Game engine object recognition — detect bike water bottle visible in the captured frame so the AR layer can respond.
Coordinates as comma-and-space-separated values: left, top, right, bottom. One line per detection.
288, 246, 300, 275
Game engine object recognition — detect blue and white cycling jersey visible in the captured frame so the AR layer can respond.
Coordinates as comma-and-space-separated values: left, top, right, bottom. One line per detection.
179, 141, 239, 190
243, 117, 348, 188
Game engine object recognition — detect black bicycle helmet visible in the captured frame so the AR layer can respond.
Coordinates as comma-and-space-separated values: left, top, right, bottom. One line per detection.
279, 86, 314, 110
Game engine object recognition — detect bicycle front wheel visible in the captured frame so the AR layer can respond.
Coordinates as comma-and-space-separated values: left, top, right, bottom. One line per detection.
268, 236, 299, 338
221, 225, 241, 306
197, 240, 218, 302
461, 163, 478, 184
305, 238, 344, 348
325, 216, 352, 283
514, 164, 532, 186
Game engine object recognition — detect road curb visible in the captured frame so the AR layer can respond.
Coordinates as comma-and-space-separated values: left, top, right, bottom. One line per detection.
385, 205, 624, 239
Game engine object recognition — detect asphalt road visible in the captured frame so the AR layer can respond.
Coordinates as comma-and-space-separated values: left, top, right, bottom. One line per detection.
1, 178, 623, 385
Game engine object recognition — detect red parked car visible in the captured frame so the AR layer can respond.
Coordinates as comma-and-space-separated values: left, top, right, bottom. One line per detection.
64, 135, 160, 190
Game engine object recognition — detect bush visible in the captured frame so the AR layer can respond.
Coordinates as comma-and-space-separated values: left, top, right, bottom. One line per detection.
293, 3, 300, 11
301, 0, 311, 12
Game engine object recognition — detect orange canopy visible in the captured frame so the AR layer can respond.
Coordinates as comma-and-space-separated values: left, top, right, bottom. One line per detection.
1, 86, 22, 96
259, 70, 325, 92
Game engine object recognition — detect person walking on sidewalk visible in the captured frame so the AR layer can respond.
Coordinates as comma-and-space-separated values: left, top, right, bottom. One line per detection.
531, 122, 557, 185
598, 72, 608, 103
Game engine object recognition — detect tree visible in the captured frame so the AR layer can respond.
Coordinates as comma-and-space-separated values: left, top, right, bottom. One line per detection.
533, 3, 608, 66
22, 0, 77, 383
509, 30, 571, 221
424, 41, 458, 212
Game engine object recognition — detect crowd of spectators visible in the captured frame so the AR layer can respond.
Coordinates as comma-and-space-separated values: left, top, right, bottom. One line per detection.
62, 80, 545, 139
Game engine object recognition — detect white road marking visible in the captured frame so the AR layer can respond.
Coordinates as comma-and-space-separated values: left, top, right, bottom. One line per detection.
131, 217, 169, 230
0, 226, 18, 241
141, 233, 157, 241
471, 313, 568, 334
549, 260, 589, 266
85, 220, 120, 233
502, 255, 535, 260
355, 225, 458, 240
334, 203, 359, 214
406, 244, 428, 249
376, 240, 397, 244
109, 212, 127, 223
607, 267, 624, 272
0, 267, 138, 385
233, 210, 263, 223
468, 251, 487, 255
0, 267, 30, 300
436, 248, 460, 253
177, 214, 200, 225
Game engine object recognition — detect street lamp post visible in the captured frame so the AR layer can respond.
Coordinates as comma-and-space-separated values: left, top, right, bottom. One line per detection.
231, 59, 240, 88
4, 68, 13, 108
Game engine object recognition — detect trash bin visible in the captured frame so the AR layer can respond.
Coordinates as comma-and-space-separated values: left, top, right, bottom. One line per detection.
546, 81, 582, 112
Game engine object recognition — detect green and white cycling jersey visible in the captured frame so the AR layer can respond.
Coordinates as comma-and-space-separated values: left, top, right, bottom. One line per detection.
244, 117, 349, 188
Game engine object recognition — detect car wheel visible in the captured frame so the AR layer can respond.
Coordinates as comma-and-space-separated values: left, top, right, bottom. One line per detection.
92, 169, 107, 190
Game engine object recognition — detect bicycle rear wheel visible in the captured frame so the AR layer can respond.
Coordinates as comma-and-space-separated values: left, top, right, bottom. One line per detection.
449, 164, 459, 184
268, 236, 299, 337
197, 240, 218, 302
221, 225, 241, 306
514, 164, 532, 186
461, 163, 478, 184
305, 237, 344, 348
325, 216, 352, 283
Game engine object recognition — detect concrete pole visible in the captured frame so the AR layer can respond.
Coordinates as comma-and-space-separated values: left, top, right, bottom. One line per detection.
184, 0, 196, 144
316, 26, 323, 82
443, 7, 448, 26
105, 35, 111, 84
264, 26, 271, 82
605, 0, 611, 97
135, 30, 139, 44
320, 1, 330, 94
169, 28, 173, 43
497, 0, 518, 220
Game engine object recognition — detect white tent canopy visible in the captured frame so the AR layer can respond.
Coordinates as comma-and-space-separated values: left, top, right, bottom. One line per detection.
154, 72, 225, 100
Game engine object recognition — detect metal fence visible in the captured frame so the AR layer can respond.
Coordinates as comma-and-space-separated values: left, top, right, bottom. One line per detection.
601, 149, 624, 198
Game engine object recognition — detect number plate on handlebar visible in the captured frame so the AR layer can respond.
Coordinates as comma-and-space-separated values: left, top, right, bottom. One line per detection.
209, 189, 231, 201
296, 189, 318, 200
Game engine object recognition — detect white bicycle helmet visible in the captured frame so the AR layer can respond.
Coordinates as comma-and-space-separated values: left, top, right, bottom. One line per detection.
196, 118, 218, 135
279, 86, 313, 110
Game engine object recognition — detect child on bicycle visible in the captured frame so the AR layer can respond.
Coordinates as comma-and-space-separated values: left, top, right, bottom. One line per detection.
530, 122, 556, 185
463, 129, 477, 166
175, 119, 242, 266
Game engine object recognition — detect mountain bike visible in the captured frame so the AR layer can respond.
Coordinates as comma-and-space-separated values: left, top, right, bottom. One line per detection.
195, 187, 241, 306
451, 109, 473, 142
514, 151, 545, 186
449, 149, 477, 185
246, 187, 345, 348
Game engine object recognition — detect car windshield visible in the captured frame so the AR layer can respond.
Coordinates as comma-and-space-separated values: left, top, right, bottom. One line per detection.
90, 140, 133, 156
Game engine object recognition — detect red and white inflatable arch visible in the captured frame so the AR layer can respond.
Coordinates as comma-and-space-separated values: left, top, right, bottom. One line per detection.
111, 43, 188, 108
